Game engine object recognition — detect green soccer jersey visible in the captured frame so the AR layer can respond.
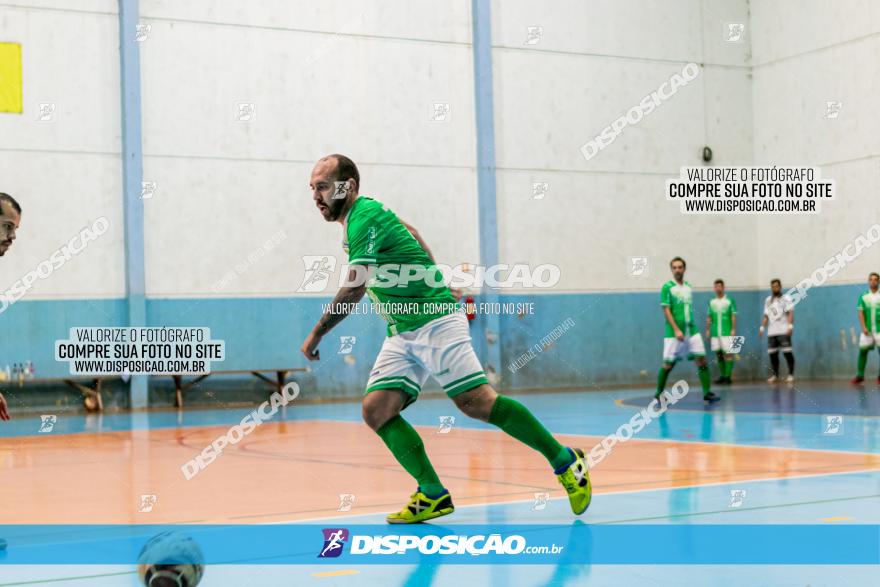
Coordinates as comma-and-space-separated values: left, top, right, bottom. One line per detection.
708, 295, 737, 337
857, 290, 880, 334
660, 280, 696, 337
343, 196, 458, 336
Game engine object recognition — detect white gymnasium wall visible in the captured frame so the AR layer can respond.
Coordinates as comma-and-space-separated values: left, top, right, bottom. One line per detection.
751, 0, 880, 288
0, 1, 125, 299
138, 0, 480, 298
490, 0, 755, 294
3, 1, 873, 302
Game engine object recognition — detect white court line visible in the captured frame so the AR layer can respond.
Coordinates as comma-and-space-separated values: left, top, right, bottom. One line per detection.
611, 391, 880, 421
238, 417, 880, 457
565, 425, 880, 457
267, 466, 880, 526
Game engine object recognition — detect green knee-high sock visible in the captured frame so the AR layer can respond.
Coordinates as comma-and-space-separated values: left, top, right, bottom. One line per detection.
716, 354, 726, 376
376, 416, 444, 496
725, 357, 735, 378
857, 348, 869, 378
656, 364, 674, 397
488, 395, 571, 471
698, 364, 711, 396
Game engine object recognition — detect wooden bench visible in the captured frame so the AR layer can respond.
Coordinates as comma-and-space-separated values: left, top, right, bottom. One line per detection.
163, 367, 311, 408
2, 369, 309, 411
0, 375, 120, 411
63, 376, 115, 411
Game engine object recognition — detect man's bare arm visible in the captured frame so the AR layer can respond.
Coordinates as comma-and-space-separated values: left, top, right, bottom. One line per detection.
313, 269, 367, 336
398, 218, 465, 300
400, 219, 434, 263
300, 266, 367, 360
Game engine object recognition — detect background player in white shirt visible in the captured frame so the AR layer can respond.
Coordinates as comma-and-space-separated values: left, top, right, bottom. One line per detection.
759, 278, 795, 383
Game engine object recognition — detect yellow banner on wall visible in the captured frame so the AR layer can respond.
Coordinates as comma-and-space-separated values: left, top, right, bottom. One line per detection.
0, 42, 23, 114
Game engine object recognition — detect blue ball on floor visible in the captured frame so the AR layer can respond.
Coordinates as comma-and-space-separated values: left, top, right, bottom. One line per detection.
137, 531, 204, 587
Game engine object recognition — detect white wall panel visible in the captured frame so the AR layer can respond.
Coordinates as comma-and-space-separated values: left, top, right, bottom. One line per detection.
0, 3, 123, 298
0, 152, 124, 298
751, 0, 880, 65
142, 0, 471, 45
496, 169, 760, 293
142, 158, 479, 297
139, 4, 478, 296
0, 6, 120, 153
492, 0, 702, 63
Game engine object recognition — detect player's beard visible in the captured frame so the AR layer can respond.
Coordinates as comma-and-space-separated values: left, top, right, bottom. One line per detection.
321, 197, 347, 222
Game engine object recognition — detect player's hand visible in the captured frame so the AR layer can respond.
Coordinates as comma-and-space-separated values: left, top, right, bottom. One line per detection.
863, 328, 871, 336
758, 327, 764, 338
300, 332, 322, 361
449, 287, 463, 302
675, 329, 685, 341
0, 393, 10, 421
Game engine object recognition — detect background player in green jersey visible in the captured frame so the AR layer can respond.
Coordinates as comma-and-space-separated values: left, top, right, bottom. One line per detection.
656, 257, 719, 402
851, 272, 880, 385
706, 279, 737, 385
300, 155, 591, 523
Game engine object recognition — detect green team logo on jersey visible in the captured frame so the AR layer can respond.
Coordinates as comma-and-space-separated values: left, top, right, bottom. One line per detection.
661, 280, 696, 337
708, 295, 737, 337
365, 226, 378, 255
858, 291, 880, 333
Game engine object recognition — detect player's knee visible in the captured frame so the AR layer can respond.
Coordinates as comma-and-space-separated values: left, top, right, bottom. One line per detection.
453, 394, 485, 420
361, 401, 377, 429
362, 394, 399, 431
453, 385, 496, 421
361, 403, 390, 431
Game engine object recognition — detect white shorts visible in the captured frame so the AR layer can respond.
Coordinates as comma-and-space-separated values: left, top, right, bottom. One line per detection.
711, 336, 735, 353
663, 334, 706, 362
365, 312, 488, 409
859, 332, 880, 349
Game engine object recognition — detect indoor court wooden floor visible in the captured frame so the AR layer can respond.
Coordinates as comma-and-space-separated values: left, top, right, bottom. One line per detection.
2, 383, 879, 586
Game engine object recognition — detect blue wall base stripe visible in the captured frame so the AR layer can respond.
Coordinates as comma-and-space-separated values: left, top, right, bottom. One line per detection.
0, 283, 871, 394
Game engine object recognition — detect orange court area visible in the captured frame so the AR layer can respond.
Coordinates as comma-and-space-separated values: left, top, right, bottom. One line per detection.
1, 420, 877, 524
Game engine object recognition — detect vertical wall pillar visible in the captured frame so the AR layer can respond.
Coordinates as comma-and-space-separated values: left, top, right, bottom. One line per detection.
118, 0, 148, 408
471, 0, 503, 385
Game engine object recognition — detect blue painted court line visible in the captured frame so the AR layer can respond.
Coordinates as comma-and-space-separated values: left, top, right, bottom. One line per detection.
0, 465, 876, 585
1, 524, 877, 565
